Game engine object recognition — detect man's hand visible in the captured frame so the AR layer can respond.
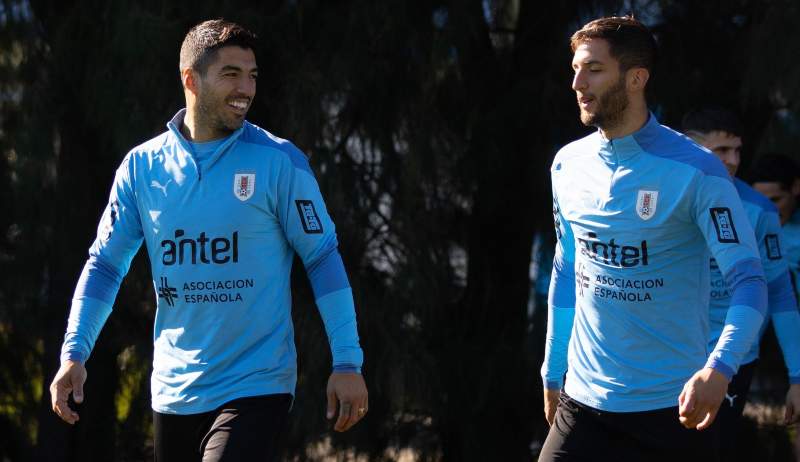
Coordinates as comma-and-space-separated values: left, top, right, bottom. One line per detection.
326, 372, 368, 432
49, 360, 87, 425
544, 388, 560, 426
784, 384, 800, 425
678, 367, 729, 430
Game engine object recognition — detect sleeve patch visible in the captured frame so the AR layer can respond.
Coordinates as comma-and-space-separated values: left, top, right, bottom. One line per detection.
766, 234, 782, 260
295, 200, 323, 234
710, 207, 739, 243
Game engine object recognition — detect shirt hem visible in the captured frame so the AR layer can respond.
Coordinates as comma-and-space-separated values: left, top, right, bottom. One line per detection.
564, 385, 682, 413
151, 383, 295, 415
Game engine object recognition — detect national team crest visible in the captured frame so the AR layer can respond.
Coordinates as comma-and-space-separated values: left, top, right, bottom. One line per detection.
636, 190, 659, 220
233, 173, 255, 201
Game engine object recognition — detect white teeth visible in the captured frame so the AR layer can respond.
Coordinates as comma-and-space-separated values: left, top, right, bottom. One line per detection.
229, 100, 247, 110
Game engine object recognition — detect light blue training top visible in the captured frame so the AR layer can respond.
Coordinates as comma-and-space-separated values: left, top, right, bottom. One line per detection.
60, 110, 363, 414
542, 114, 767, 412
708, 178, 800, 383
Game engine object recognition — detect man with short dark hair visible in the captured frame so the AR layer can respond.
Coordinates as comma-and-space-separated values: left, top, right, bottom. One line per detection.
750, 154, 800, 284
48, 19, 368, 461
683, 111, 800, 460
682, 108, 744, 177
539, 16, 766, 461
750, 151, 800, 462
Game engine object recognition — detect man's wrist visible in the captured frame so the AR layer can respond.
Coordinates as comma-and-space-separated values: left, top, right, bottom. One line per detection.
704, 365, 732, 382
704, 358, 734, 381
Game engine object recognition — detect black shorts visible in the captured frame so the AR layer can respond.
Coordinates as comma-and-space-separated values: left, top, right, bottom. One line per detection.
715, 359, 758, 460
153, 394, 292, 462
538, 392, 720, 462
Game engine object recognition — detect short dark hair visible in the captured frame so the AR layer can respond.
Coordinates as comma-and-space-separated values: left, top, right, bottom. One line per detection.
681, 107, 743, 138
747, 153, 799, 190
179, 19, 257, 75
570, 16, 657, 73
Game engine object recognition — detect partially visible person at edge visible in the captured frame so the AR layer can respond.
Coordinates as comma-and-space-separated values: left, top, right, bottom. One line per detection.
747, 153, 800, 462
749, 154, 800, 293
682, 108, 800, 460
48, 19, 367, 461
539, 16, 767, 461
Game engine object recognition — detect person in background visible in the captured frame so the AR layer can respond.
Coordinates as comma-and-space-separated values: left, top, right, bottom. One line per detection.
747, 152, 800, 462
683, 108, 800, 461
749, 154, 800, 291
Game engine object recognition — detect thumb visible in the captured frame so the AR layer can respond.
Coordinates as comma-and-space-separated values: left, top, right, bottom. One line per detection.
326, 384, 337, 420
72, 369, 85, 404
697, 406, 717, 431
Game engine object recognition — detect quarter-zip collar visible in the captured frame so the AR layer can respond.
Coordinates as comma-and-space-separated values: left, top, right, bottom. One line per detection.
166, 109, 246, 178
597, 112, 660, 164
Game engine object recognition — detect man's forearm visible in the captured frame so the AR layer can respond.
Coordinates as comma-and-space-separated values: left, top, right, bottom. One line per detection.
317, 287, 363, 372
60, 257, 123, 363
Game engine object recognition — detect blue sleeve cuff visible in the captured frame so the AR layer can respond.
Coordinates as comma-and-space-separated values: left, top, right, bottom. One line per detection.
707, 304, 764, 377
60, 296, 114, 365
706, 359, 735, 381
333, 365, 362, 374
63, 351, 86, 364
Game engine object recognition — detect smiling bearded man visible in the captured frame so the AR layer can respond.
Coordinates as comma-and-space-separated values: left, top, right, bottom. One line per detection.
49, 19, 368, 461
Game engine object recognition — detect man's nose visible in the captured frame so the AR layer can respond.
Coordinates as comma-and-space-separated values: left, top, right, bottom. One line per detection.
572, 70, 587, 91
238, 76, 256, 96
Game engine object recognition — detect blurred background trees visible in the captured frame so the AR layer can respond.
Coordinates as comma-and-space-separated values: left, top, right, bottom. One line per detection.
2, 0, 799, 460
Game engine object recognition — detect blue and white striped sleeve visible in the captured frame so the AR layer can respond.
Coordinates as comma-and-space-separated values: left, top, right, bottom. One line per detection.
541, 184, 576, 391
60, 154, 144, 364
275, 146, 363, 373
694, 175, 767, 379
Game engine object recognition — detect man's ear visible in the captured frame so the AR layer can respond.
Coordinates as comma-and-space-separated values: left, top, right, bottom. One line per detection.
181, 68, 199, 95
627, 67, 650, 92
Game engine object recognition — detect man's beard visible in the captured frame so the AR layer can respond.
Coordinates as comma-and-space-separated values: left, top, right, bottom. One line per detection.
196, 86, 243, 135
579, 76, 628, 132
